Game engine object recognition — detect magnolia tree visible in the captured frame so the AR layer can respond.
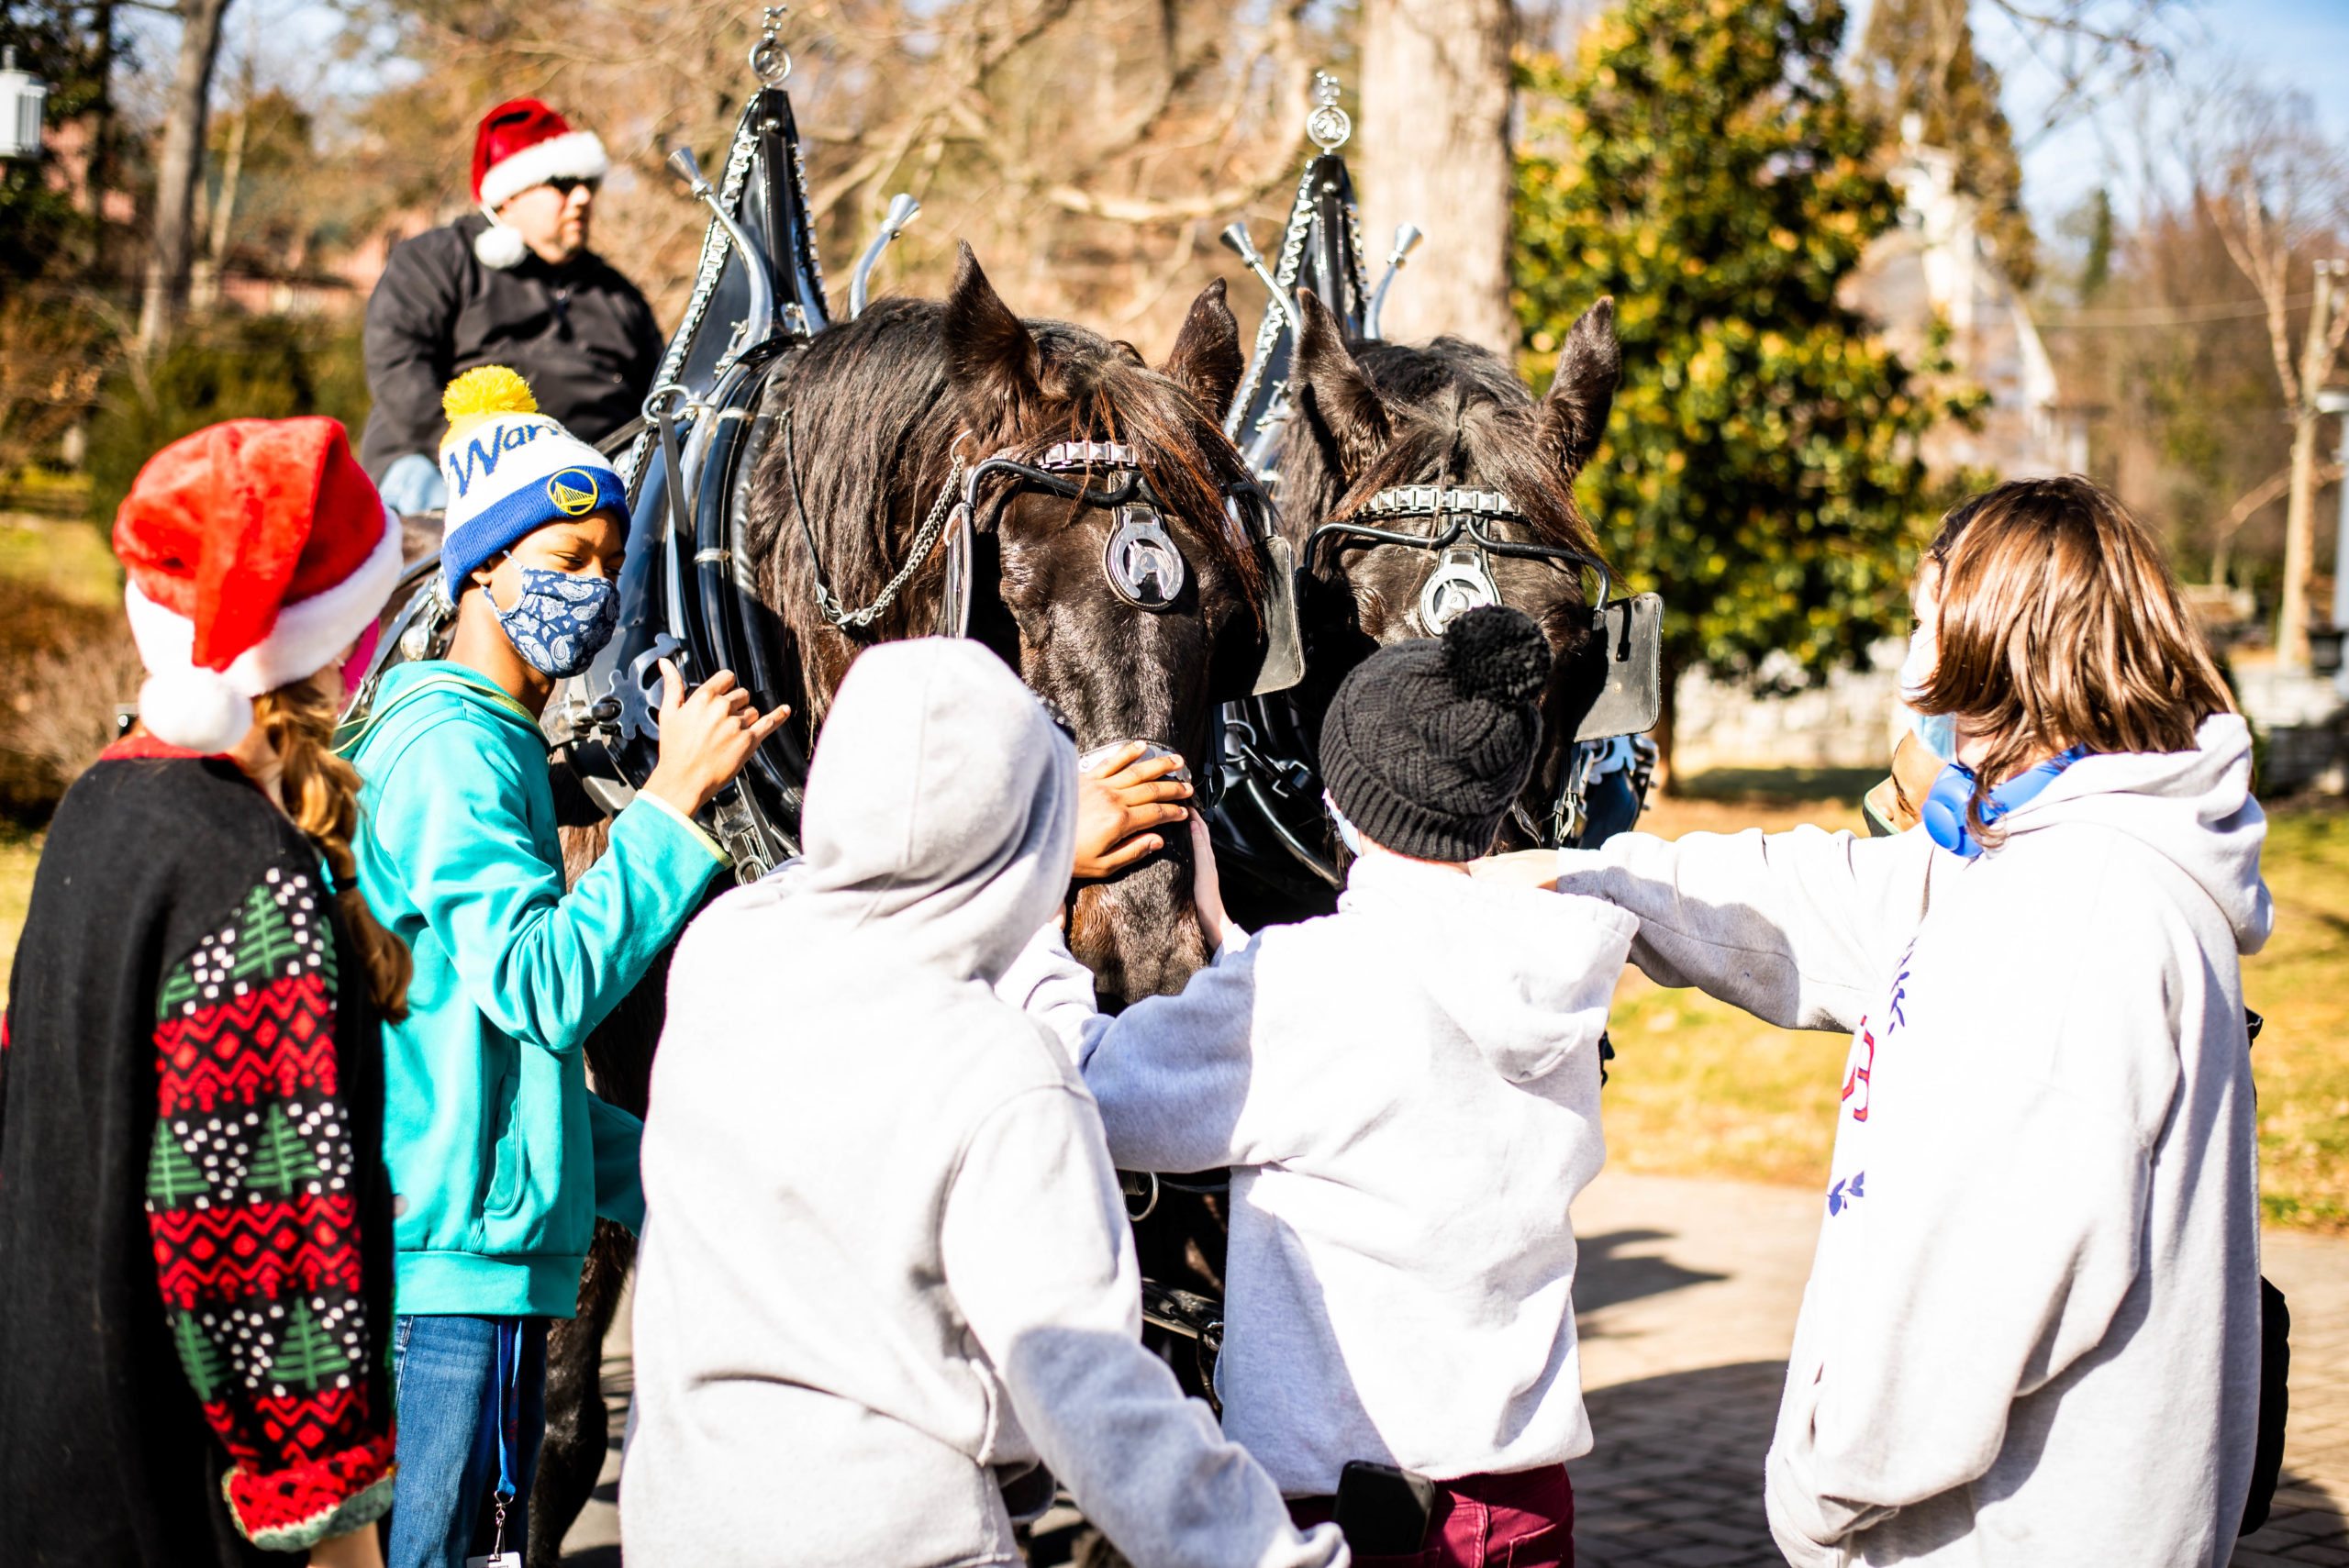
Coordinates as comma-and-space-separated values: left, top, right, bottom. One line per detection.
1515, 0, 1974, 774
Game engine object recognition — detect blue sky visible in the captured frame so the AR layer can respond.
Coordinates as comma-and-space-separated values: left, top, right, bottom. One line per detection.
2001, 0, 2349, 226
1851, 0, 2349, 231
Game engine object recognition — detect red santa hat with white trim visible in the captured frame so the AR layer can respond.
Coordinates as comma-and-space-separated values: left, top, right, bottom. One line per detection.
114, 417, 405, 753
470, 98, 610, 270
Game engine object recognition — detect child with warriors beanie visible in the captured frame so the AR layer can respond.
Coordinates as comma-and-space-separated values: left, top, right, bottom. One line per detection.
1009, 606, 1640, 1565
340, 366, 784, 1568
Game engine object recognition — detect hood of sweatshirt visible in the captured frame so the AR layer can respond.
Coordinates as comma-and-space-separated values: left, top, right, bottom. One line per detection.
1998, 712, 2272, 955
1337, 852, 1637, 1084
787, 639, 1077, 985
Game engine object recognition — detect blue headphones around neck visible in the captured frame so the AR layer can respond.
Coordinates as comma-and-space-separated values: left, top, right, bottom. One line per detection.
1921, 746, 2090, 858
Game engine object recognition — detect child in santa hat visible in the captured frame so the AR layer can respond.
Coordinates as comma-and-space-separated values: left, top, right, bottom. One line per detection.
337, 366, 786, 1568
0, 417, 408, 1567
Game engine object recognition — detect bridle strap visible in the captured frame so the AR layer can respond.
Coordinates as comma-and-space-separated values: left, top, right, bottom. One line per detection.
1303, 515, 1613, 620
1360, 484, 1520, 520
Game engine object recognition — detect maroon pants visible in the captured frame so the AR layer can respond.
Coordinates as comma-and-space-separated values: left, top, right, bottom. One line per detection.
1286, 1464, 1574, 1567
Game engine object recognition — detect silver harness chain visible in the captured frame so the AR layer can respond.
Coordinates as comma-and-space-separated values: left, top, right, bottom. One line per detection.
784, 405, 966, 631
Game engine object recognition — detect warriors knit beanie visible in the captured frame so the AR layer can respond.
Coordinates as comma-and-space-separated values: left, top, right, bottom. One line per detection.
1319, 605, 1552, 863
437, 366, 626, 590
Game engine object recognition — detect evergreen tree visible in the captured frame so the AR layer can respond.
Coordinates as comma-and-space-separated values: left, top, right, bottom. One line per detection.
267, 1298, 349, 1390
230, 883, 306, 984
1515, 0, 1967, 768
1855, 0, 2037, 288
242, 1104, 322, 1196
170, 1310, 228, 1403
147, 1121, 212, 1207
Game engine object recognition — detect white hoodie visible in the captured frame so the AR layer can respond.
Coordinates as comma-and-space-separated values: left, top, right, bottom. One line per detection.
1555, 715, 2274, 1568
1021, 851, 1638, 1496
623, 639, 1343, 1568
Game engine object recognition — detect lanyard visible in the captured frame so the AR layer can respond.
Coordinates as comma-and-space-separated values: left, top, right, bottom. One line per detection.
467, 1318, 526, 1568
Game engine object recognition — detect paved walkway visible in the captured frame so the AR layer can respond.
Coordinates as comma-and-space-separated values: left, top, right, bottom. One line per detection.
563, 1171, 2349, 1565
1568, 1171, 2349, 1567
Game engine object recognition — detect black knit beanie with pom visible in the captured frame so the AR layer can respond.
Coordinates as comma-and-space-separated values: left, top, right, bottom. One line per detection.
1319, 604, 1552, 863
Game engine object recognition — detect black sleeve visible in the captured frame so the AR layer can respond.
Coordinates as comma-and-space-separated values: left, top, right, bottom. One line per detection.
359, 231, 467, 478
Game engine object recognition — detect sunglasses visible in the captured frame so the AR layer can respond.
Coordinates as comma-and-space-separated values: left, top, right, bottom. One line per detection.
545, 176, 602, 197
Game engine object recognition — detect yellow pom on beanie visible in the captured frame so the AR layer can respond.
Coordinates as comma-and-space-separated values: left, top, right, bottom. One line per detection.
440, 366, 540, 454
442, 365, 537, 422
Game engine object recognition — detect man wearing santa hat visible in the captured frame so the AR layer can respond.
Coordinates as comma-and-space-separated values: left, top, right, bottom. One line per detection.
360, 99, 664, 516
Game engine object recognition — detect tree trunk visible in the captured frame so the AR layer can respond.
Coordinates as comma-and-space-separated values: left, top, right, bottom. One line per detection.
1358, 0, 1518, 353
138, 0, 232, 348
2279, 267, 2336, 671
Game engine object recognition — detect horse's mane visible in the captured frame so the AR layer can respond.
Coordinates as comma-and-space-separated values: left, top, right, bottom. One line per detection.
1275, 334, 1601, 562
747, 296, 1260, 645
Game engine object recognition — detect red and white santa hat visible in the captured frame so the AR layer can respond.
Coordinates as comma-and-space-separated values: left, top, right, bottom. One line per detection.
114, 417, 404, 753
473, 98, 608, 213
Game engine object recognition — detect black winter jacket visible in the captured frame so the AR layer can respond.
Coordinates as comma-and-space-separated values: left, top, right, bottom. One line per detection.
359, 213, 665, 477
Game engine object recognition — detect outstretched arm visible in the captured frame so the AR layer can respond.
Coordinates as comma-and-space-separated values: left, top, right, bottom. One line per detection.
1549, 826, 1934, 1035
941, 1085, 1344, 1568
370, 712, 727, 1054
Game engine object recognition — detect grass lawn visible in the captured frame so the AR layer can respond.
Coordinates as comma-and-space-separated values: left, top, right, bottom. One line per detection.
0, 831, 40, 1003
1605, 773, 2349, 1233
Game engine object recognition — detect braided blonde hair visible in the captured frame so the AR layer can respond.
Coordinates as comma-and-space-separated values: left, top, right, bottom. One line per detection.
250, 676, 413, 1020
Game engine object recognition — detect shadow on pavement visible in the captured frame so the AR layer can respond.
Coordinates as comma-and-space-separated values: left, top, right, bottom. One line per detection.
2236, 1473, 2348, 1564
1571, 1359, 1787, 1567
1575, 1228, 1731, 1315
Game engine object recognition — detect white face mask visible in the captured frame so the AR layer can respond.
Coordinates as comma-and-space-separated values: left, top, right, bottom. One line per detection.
1323, 791, 1364, 855
1896, 622, 1958, 762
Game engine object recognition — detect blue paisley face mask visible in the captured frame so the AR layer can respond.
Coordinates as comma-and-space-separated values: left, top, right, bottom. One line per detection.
486, 566, 620, 678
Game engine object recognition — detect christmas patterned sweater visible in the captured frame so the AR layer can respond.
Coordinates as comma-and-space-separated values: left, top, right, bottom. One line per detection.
0, 743, 397, 1563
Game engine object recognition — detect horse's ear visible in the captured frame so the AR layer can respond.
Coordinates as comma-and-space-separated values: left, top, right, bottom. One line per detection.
1536, 296, 1620, 477
1293, 287, 1390, 482
1162, 277, 1244, 420
945, 241, 1042, 427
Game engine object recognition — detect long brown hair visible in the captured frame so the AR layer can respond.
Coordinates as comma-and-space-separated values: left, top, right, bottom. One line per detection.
250, 677, 413, 1020
1914, 475, 2234, 841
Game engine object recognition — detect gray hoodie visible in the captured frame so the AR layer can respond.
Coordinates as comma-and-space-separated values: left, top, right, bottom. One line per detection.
1556, 715, 2273, 1568
622, 639, 1343, 1568
1018, 852, 1638, 1496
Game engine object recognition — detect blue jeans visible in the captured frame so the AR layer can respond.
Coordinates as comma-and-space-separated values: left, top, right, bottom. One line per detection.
390, 1315, 549, 1568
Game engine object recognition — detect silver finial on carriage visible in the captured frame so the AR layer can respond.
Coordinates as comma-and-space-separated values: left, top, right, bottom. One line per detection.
850, 193, 922, 319
751, 6, 792, 84
1306, 71, 1351, 153
1219, 222, 1300, 333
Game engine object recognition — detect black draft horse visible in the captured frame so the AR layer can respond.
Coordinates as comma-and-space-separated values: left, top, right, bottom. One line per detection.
532, 243, 1267, 1562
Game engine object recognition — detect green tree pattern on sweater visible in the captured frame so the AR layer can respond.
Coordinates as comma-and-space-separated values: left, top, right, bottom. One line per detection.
147, 1120, 212, 1207
243, 1104, 323, 1197
268, 1298, 351, 1391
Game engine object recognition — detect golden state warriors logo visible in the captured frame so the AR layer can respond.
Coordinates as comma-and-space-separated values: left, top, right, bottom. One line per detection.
546, 468, 599, 517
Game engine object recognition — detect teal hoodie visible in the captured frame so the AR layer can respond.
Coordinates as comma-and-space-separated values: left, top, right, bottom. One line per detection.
344, 662, 728, 1316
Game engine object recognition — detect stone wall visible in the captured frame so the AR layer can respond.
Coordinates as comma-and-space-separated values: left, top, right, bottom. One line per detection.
1670, 641, 1905, 775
